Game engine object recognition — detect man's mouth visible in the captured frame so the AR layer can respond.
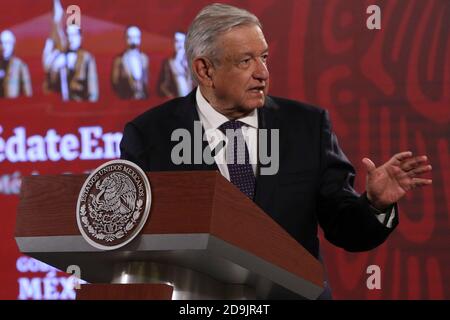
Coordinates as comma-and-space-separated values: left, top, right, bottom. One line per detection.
248, 86, 265, 94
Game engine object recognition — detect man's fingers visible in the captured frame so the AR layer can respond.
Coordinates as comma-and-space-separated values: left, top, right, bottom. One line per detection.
393, 151, 413, 163
411, 178, 433, 188
407, 165, 432, 177
400, 155, 428, 171
362, 158, 376, 174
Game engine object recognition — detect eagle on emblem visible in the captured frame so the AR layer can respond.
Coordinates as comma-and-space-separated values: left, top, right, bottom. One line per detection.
92, 172, 137, 216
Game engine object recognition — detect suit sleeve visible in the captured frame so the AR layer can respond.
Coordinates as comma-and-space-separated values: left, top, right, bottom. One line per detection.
120, 122, 148, 170
111, 57, 121, 94
158, 60, 174, 98
316, 110, 398, 252
87, 56, 99, 102
20, 62, 33, 97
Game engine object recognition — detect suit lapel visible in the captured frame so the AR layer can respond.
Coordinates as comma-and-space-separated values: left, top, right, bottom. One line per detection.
171, 90, 219, 172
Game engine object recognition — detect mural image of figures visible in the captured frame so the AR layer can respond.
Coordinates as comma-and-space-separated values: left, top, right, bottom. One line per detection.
0, 30, 32, 98
42, 0, 99, 102
158, 32, 193, 99
111, 26, 149, 100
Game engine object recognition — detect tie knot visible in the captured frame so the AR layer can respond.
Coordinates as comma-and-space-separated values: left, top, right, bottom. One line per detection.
219, 120, 245, 133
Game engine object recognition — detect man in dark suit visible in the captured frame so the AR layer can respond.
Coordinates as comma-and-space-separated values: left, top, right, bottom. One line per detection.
120, 3, 432, 298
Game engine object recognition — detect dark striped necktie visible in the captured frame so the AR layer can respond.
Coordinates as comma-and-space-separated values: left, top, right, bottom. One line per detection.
218, 120, 256, 200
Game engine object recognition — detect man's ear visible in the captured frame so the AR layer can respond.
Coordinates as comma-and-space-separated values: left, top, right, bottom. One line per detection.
192, 57, 214, 87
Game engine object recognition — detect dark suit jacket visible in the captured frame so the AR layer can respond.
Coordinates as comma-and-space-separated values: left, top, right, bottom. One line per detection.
120, 89, 398, 260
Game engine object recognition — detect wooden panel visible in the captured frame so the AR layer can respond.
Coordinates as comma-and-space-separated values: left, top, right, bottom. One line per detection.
76, 284, 173, 300
16, 175, 85, 237
16, 171, 217, 237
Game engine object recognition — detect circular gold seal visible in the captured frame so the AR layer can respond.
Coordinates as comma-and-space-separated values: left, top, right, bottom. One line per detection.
76, 160, 151, 250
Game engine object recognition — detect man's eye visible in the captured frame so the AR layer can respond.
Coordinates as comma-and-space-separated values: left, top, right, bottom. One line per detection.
239, 58, 251, 66
261, 54, 269, 64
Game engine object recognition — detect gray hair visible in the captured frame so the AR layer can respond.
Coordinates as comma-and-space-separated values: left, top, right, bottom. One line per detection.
185, 3, 262, 80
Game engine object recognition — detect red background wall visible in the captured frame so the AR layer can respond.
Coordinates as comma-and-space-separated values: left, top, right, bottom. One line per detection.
0, 0, 448, 299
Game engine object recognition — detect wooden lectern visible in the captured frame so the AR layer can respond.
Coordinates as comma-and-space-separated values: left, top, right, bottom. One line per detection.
15, 171, 324, 300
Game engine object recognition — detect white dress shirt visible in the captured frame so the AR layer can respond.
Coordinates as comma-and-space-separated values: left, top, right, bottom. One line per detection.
124, 49, 143, 80
196, 88, 258, 181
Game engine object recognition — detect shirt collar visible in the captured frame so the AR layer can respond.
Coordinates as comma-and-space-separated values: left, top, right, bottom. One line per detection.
196, 87, 258, 130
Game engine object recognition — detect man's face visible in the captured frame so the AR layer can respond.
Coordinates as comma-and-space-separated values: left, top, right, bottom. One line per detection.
174, 32, 186, 55
67, 26, 82, 51
127, 27, 141, 48
209, 25, 269, 117
0, 31, 15, 59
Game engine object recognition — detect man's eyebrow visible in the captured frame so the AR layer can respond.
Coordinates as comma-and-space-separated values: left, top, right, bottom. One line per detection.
237, 52, 253, 57
237, 48, 269, 57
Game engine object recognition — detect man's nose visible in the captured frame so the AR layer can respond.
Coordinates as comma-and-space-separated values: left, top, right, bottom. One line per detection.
253, 58, 269, 81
